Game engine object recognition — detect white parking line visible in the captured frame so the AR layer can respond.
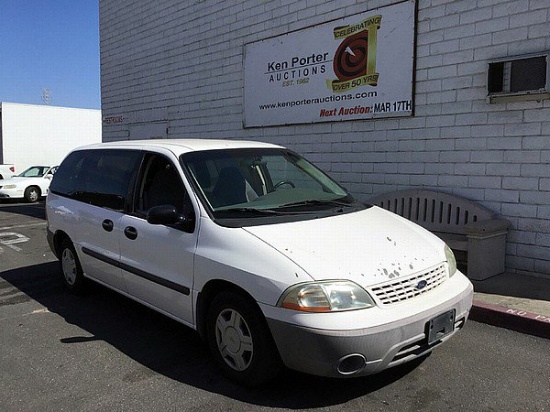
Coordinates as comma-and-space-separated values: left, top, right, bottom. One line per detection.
0, 307, 50, 322
0, 222, 47, 230
0, 232, 30, 251
0, 222, 46, 253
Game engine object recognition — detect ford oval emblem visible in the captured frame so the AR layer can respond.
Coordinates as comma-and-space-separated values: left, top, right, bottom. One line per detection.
416, 280, 428, 290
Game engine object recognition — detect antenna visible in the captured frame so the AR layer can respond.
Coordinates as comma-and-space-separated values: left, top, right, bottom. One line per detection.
41, 88, 52, 105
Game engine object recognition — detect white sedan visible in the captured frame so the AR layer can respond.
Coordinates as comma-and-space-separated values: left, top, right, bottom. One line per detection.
0, 165, 58, 202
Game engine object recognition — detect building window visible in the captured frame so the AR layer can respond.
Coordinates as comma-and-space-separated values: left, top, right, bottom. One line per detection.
488, 53, 549, 103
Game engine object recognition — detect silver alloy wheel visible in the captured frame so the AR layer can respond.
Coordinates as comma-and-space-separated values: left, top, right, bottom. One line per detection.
215, 308, 254, 371
28, 189, 38, 202
61, 248, 77, 286
25, 187, 40, 202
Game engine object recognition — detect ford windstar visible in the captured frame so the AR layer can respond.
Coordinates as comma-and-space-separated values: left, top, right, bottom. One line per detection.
46, 139, 473, 386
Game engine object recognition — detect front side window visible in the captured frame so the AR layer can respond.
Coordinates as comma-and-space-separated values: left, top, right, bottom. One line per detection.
134, 153, 190, 216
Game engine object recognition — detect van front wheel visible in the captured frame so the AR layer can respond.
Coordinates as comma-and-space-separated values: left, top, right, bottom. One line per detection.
206, 290, 282, 386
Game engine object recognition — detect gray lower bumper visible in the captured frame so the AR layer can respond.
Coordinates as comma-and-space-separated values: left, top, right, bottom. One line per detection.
266, 307, 470, 378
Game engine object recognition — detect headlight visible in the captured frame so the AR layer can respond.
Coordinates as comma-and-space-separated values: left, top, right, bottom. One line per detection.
279, 281, 375, 312
445, 245, 457, 277
2, 184, 17, 189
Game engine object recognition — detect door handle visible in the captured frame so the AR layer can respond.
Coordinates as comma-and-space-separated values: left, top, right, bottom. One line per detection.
102, 219, 114, 232
124, 226, 138, 240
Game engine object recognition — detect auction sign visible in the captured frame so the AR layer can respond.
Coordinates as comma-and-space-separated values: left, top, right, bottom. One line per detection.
243, 0, 415, 127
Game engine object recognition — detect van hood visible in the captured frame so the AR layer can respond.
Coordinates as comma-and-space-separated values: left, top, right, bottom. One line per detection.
243, 206, 446, 287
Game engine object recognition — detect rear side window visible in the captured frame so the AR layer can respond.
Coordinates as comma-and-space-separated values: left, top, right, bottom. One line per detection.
51, 149, 141, 210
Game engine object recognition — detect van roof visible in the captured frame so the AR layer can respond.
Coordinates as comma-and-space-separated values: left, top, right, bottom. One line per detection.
78, 139, 283, 154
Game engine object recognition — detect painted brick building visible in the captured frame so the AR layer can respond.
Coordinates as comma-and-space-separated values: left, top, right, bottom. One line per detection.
99, 0, 550, 277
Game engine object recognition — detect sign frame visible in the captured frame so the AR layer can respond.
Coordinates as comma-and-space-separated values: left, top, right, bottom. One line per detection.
243, 0, 417, 127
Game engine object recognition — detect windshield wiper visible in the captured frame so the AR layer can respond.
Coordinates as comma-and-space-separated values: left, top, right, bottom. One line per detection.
278, 199, 352, 209
215, 207, 287, 216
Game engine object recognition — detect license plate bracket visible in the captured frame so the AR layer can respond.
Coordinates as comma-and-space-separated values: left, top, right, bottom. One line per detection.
427, 310, 456, 345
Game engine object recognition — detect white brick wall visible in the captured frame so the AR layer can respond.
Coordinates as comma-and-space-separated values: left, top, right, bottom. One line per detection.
99, 0, 550, 277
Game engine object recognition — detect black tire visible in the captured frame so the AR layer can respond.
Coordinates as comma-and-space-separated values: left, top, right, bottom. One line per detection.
206, 290, 282, 387
24, 186, 41, 203
59, 239, 87, 294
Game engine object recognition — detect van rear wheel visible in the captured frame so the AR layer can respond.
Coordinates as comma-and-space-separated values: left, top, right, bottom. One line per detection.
59, 239, 87, 294
206, 290, 282, 386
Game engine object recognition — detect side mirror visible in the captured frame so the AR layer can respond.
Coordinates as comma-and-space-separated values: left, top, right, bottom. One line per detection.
146, 204, 195, 232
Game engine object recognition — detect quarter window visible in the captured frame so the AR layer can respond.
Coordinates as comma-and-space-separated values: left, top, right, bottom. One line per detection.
50, 149, 141, 210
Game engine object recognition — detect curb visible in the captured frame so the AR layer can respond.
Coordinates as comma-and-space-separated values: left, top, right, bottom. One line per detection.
470, 300, 550, 339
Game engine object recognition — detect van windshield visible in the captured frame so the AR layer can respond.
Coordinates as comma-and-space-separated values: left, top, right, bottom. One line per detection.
181, 148, 362, 221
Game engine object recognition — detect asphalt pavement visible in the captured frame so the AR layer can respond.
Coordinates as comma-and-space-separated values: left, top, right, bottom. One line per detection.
1, 199, 549, 411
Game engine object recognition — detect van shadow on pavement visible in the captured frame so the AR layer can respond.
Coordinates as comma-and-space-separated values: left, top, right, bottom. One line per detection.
0, 200, 46, 220
1, 261, 427, 408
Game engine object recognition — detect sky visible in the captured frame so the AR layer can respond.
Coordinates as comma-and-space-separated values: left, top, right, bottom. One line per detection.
0, 1, 101, 110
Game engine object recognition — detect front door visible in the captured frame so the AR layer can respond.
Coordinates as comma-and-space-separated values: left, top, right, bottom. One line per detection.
118, 152, 197, 326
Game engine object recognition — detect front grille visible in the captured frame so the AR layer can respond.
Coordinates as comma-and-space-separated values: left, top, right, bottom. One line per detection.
369, 264, 447, 305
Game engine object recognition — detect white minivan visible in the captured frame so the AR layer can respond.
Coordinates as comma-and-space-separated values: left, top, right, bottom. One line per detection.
46, 139, 473, 386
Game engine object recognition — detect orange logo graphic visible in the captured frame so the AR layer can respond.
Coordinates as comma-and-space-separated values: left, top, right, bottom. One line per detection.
328, 15, 381, 92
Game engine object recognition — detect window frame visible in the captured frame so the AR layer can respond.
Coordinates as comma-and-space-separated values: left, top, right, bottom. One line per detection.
49, 149, 141, 212
487, 52, 550, 103
130, 151, 196, 232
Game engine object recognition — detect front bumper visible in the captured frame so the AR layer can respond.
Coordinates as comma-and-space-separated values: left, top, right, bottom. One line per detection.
262, 272, 473, 378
